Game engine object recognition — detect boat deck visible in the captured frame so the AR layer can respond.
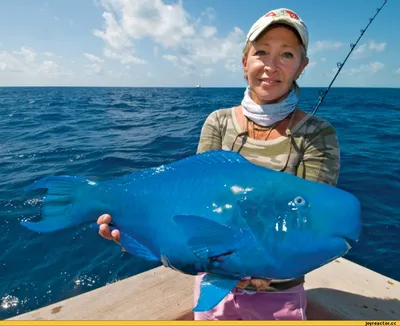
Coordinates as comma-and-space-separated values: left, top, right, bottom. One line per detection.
8, 258, 400, 321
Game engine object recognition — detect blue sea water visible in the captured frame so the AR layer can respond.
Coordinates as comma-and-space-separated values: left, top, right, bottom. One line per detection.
0, 86, 399, 319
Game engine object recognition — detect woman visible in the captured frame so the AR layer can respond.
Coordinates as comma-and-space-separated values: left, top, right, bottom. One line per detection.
97, 8, 340, 320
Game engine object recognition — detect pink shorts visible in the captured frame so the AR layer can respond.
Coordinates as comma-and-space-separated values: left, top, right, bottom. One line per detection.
193, 274, 307, 320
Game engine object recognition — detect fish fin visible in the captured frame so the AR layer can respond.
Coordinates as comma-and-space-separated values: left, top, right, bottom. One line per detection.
236, 199, 267, 242
20, 176, 101, 233
169, 150, 252, 169
193, 274, 239, 312
173, 215, 241, 260
119, 232, 159, 262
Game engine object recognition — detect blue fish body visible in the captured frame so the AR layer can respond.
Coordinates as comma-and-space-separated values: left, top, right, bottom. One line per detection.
20, 150, 362, 312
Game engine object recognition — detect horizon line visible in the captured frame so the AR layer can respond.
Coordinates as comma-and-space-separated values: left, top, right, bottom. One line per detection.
0, 85, 399, 89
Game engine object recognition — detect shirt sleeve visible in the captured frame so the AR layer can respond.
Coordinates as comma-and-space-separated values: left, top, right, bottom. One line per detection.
196, 111, 223, 154
296, 124, 341, 186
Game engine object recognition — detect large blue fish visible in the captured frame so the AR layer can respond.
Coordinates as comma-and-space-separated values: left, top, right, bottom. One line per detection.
20, 150, 362, 312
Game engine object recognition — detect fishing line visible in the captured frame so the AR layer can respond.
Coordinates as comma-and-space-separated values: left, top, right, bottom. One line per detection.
311, 0, 388, 116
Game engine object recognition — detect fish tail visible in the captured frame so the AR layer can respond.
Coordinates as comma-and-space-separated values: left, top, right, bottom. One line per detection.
21, 176, 104, 233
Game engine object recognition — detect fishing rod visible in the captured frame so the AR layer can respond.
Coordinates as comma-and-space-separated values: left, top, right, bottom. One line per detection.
311, 0, 388, 116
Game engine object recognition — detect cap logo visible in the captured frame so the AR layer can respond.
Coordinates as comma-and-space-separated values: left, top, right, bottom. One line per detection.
265, 9, 300, 20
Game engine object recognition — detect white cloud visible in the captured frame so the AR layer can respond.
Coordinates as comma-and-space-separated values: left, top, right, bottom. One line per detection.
93, 1, 200, 65
93, 12, 132, 51
343, 61, 384, 75
353, 43, 367, 57
0, 47, 71, 78
202, 67, 215, 77
188, 27, 245, 65
163, 54, 179, 64
93, 0, 245, 74
201, 7, 216, 23
309, 41, 343, 54
369, 40, 386, 52
103, 48, 146, 64
180, 65, 196, 77
307, 61, 317, 69
0, 50, 25, 72
351, 40, 386, 59
162, 54, 196, 77
83, 52, 104, 63
43, 52, 54, 57
83, 53, 105, 75
13, 47, 36, 63
201, 26, 217, 39
85, 63, 103, 75
96, 0, 195, 50
224, 59, 241, 73
181, 56, 194, 66
38, 60, 61, 75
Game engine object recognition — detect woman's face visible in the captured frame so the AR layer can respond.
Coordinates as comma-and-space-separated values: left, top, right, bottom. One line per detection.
242, 25, 309, 105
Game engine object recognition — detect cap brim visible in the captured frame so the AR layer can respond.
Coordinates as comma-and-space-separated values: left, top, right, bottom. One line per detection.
248, 18, 306, 47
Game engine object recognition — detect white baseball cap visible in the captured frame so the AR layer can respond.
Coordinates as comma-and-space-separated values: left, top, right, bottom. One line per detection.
246, 8, 309, 51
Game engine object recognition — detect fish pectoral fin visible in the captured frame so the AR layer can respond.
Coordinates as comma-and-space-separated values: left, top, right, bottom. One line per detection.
119, 232, 159, 262
236, 199, 266, 241
194, 274, 239, 312
173, 215, 240, 260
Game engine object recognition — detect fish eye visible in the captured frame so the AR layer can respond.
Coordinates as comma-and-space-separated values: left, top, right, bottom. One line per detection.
294, 196, 307, 208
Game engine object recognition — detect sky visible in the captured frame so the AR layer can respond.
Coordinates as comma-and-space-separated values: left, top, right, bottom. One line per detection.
0, 0, 398, 88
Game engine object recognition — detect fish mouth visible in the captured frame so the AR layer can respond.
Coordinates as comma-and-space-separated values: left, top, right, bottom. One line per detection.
343, 236, 359, 249
333, 236, 356, 251
344, 239, 352, 250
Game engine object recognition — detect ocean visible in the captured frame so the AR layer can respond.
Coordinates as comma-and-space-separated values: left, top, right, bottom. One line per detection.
0, 86, 399, 319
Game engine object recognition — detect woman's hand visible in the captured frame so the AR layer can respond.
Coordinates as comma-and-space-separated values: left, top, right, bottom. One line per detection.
236, 277, 272, 291
97, 214, 125, 251
249, 278, 272, 291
